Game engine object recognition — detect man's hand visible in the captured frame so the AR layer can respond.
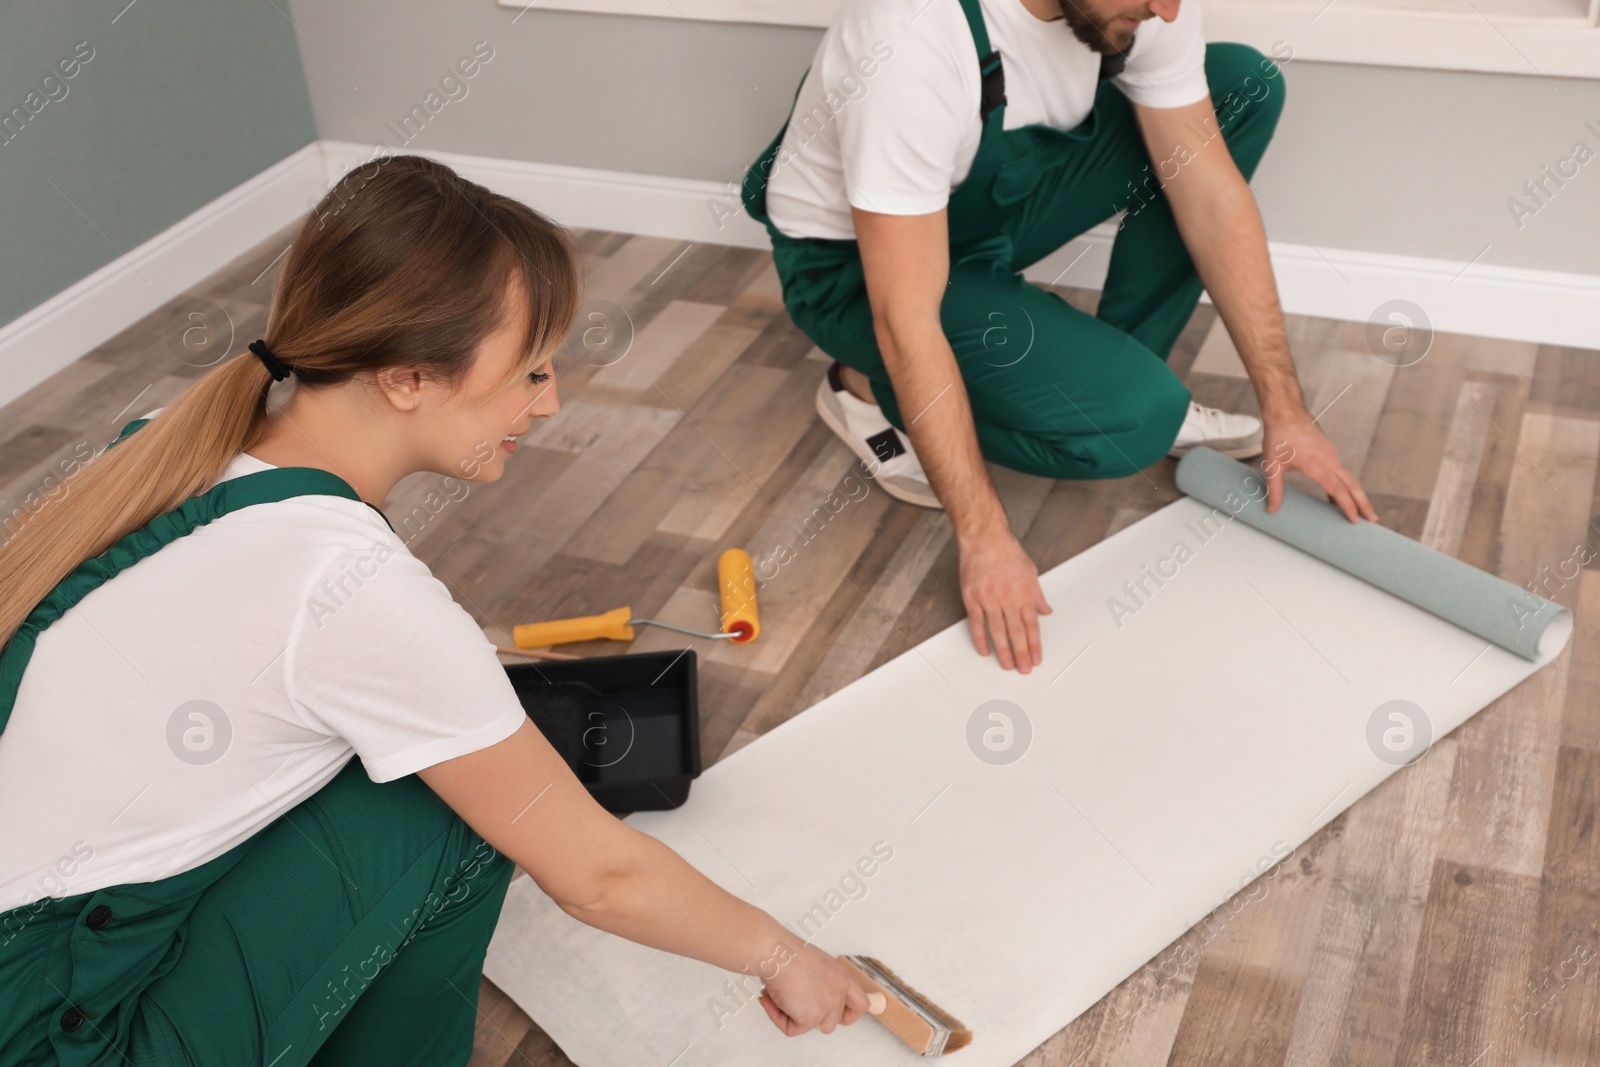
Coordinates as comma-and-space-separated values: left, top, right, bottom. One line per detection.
959, 528, 1053, 673
1261, 413, 1377, 523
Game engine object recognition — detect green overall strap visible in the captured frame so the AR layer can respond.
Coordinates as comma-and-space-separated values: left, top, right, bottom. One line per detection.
957, 0, 1006, 135
107, 417, 149, 448
739, 70, 812, 226
0, 426, 364, 732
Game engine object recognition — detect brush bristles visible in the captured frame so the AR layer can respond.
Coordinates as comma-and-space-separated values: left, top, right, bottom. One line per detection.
860, 956, 973, 1050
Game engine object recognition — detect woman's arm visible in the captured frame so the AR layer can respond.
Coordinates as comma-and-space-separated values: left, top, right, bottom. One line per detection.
417, 719, 869, 1035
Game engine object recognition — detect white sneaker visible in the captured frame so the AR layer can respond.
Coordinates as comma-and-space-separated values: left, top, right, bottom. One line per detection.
1167, 401, 1264, 460
815, 363, 943, 509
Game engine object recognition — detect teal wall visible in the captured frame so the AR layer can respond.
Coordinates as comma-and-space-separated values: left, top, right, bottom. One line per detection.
0, 0, 318, 328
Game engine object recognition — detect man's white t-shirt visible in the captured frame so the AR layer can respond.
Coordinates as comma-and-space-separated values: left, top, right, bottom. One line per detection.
764, 0, 1211, 240
0, 450, 527, 913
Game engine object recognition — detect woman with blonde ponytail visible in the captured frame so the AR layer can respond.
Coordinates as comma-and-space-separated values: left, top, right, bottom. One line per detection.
0, 155, 867, 1066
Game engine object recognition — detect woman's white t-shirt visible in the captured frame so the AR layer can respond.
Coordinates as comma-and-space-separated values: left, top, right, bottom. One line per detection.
763, 0, 1211, 240
0, 452, 527, 913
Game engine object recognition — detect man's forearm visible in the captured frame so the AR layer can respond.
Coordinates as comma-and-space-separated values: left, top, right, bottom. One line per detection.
875, 314, 1008, 542
1175, 179, 1306, 421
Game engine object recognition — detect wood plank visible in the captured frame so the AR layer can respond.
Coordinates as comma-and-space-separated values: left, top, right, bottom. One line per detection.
1515, 744, 1600, 1065
1435, 410, 1595, 878
1361, 336, 1466, 502
1454, 372, 1532, 577
1164, 303, 1218, 383
1494, 411, 1600, 606
786, 507, 952, 713
563, 360, 791, 565
1463, 335, 1537, 380
587, 299, 723, 395
1420, 380, 1495, 557
634, 318, 761, 418
1365, 492, 1430, 542
1392, 861, 1541, 1067
1527, 343, 1600, 420
1171, 821, 1338, 1067
578, 233, 683, 305
0, 426, 83, 503
653, 359, 837, 544
427, 401, 680, 606
677, 246, 768, 306
1303, 347, 1395, 480
1560, 570, 1600, 754
696, 659, 777, 770
1189, 317, 1250, 379
469, 975, 540, 1067
1166, 963, 1299, 1067
735, 309, 820, 371
0, 357, 120, 440
1282, 738, 1462, 1067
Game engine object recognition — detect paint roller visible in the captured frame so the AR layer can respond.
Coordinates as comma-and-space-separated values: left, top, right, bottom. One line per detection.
512, 548, 761, 650
842, 955, 973, 1057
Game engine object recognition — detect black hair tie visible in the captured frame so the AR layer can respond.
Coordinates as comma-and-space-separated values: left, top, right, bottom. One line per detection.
248, 340, 293, 382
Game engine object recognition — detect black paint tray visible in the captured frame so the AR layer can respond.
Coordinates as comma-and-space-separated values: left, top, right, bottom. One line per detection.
504, 649, 702, 812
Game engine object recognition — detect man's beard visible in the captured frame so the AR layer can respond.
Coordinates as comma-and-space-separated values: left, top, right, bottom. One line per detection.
1057, 0, 1141, 56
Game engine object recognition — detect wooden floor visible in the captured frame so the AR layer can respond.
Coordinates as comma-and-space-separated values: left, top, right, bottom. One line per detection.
3, 226, 1596, 1067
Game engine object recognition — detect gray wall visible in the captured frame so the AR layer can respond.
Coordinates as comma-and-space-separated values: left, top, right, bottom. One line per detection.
287, 0, 1600, 278
1260, 60, 1600, 278
1, 0, 318, 329
285, 1, 817, 185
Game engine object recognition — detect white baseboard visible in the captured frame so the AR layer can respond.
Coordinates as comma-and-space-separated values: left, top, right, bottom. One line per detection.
318, 141, 775, 252
0, 142, 329, 411
3, 140, 1594, 410
1022, 228, 1600, 355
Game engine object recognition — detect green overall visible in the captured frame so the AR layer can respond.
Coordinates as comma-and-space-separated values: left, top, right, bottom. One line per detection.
741, 0, 1286, 479
0, 420, 513, 1067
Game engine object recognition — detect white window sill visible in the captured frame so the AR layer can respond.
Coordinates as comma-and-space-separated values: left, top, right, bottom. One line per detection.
494, 0, 1600, 79
1205, 0, 1600, 79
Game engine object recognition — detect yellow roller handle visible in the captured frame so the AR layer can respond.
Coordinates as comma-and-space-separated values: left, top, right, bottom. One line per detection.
717, 548, 760, 643
513, 606, 634, 649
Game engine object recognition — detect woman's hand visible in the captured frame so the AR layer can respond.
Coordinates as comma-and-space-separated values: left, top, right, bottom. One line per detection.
757, 944, 872, 1036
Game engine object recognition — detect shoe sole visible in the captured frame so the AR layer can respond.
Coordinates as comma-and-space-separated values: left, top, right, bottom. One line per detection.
1168, 437, 1265, 461
815, 379, 944, 509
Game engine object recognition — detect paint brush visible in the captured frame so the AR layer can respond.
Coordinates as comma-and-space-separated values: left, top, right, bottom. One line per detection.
840, 955, 973, 1057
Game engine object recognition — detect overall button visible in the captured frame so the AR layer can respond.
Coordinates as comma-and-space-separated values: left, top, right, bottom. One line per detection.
85, 905, 112, 930
61, 1007, 85, 1032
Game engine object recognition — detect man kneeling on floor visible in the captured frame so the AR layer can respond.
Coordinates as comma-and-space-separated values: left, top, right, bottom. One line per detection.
740, 0, 1377, 674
